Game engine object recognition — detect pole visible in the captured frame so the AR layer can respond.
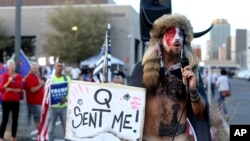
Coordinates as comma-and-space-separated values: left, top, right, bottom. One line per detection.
102, 23, 111, 83
207, 65, 211, 104
15, 0, 22, 72
102, 30, 108, 83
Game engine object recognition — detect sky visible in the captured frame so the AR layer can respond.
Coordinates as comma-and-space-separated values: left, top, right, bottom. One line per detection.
113, 0, 250, 59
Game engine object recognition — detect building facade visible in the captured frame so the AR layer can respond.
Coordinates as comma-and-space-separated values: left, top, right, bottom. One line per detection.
192, 45, 202, 60
235, 29, 250, 68
209, 19, 230, 60
218, 44, 227, 60
0, 2, 140, 76
230, 36, 236, 62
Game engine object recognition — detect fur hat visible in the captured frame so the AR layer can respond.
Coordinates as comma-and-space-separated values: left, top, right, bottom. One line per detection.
150, 13, 193, 47
142, 13, 199, 88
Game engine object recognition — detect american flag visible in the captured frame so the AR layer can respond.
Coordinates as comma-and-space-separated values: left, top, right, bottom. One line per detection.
37, 58, 58, 141
93, 24, 112, 83
37, 76, 51, 141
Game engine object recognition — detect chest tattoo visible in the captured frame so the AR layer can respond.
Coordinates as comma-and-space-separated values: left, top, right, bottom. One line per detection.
162, 74, 186, 102
156, 74, 186, 137
158, 103, 186, 136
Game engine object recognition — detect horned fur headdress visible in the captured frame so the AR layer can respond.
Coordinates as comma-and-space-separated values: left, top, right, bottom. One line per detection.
142, 13, 200, 88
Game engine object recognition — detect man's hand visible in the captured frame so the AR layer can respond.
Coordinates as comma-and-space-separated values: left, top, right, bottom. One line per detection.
60, 98, 67, 105
39, 80, 45, 86
181, 66, 197, 90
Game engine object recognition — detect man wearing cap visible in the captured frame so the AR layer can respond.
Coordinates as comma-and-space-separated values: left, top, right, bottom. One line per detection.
112, 71, 127, 84
129, 14, 211, 141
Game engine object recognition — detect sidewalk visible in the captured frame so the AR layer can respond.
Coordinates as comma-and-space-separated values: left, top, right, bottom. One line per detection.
0, 103, 65, 141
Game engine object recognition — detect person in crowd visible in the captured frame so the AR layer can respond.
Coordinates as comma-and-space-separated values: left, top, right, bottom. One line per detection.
112, 70, 127, 85
43, 65, 52, 79
208, 68, 218, 100
24, 62, 45, 130
0, 59, 23, 141
80, 65, 94, 82
216, 68, 230, 116
39, 66, 47, 82
48, 62, 71, 141
70, 65, 81, 80
200, 67, 208, 90
128, 14, 211, 141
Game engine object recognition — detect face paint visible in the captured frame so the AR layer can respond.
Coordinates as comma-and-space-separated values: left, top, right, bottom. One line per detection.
163, 27, 184, 48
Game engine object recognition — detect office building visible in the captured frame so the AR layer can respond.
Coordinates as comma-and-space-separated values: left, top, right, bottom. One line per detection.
235, 29, 250, 68
209, 19, 230, 59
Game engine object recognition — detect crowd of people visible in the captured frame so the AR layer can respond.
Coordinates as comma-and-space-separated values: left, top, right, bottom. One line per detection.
0, 13, 232, 141
0, 59, 127, 141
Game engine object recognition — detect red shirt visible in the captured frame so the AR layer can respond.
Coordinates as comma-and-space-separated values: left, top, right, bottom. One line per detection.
24, 73, 44, 105
0, 72, 23, 101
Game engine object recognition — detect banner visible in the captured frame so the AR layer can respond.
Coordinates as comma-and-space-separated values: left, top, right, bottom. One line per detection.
65, 81, 146, 141
50, 82, 68, 105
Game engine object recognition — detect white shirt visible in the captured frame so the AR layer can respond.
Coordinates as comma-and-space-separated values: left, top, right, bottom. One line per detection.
216, 75, 229, 91
70, 67, 81, 80
211, 72, 218, 84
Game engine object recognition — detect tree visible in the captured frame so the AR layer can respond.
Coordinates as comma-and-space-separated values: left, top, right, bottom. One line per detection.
43, 3, 111, 64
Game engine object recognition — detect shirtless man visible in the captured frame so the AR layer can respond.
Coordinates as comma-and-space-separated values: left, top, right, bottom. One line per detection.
129, 14, 211, 141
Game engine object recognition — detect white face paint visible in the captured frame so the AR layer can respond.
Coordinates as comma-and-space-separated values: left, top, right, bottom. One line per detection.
162, 27, 184, 49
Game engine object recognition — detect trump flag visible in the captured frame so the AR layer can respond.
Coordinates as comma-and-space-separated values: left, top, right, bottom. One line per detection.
19, 49, 31, 78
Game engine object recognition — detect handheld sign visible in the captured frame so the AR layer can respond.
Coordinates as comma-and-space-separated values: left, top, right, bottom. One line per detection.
65, 81, 146, 141
50, 82, 68, 105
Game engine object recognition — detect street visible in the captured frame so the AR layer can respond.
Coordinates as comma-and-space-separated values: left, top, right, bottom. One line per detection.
227, 78, 250, 125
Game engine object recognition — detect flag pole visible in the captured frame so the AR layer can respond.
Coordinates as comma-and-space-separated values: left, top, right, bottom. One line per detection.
102, 23, 111, 83
15, 0, 22, 72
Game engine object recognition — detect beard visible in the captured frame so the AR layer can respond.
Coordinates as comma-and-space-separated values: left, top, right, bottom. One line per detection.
165, 48, 181, 61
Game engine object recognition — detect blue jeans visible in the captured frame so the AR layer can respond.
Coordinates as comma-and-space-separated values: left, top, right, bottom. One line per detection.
211, 83, 216, 98
218, 91, 227, 114
48, 106, 67, 141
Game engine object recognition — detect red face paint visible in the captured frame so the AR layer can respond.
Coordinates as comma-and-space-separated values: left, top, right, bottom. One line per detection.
164, 27, 177, 47
163, 28, 184, 48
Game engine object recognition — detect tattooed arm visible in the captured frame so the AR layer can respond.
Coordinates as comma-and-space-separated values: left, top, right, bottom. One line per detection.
182, 66, 206, 119
190, 89, 206, 119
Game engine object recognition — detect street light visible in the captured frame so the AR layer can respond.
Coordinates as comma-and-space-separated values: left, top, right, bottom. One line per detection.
71, 26, 78, 31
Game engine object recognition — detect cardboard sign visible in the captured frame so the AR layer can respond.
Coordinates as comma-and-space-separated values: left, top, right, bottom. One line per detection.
65, 81, 146, 141
50, 82, 68, 105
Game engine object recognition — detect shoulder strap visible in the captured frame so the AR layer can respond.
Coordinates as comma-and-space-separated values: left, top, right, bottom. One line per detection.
63, 75, 67, 81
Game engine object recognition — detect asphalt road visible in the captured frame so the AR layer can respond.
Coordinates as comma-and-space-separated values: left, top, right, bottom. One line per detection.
226, 78, 250, 125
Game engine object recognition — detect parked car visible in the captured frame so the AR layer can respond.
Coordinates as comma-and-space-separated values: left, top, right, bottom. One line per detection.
236, 69, 250, 80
